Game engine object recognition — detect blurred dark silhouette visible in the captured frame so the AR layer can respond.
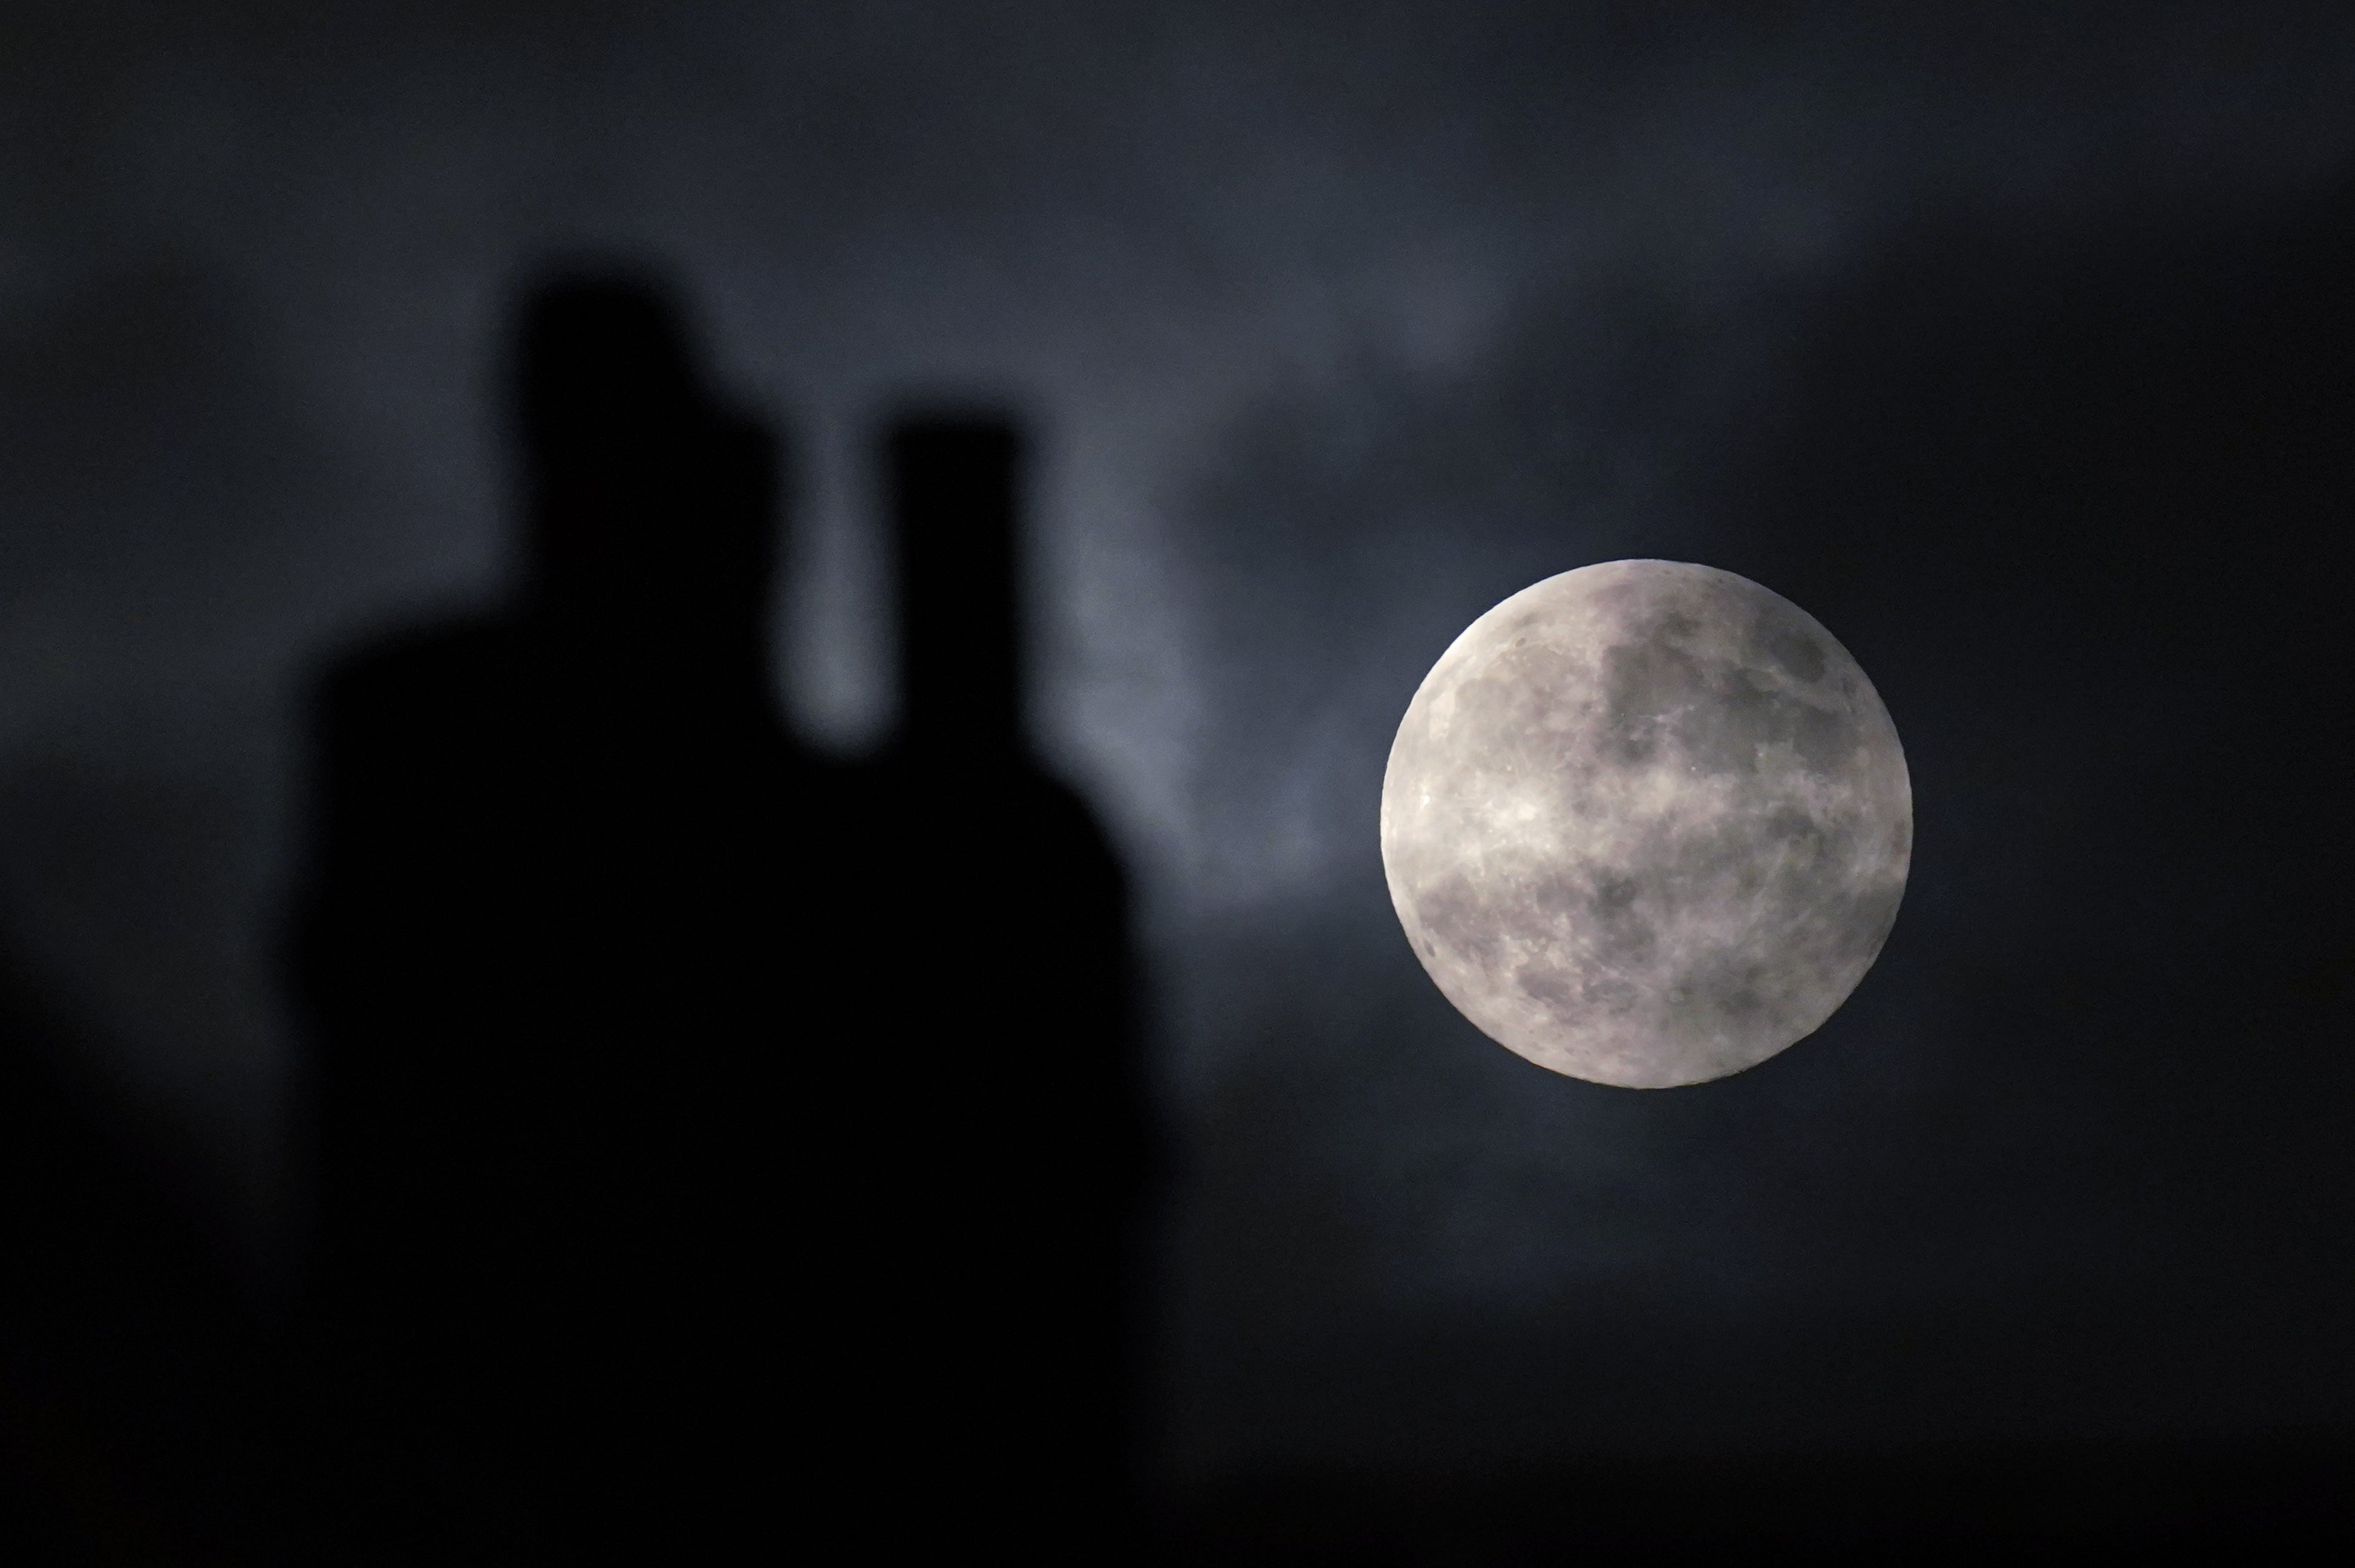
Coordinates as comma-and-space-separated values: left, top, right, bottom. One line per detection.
288, 281, 1153, 1557
289, 269, 821, 1558
838, 416, 1154, 1552
0, 949, 273, 1564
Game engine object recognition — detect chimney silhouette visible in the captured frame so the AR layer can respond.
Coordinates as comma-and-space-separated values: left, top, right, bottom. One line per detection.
889, 414, 1025, 756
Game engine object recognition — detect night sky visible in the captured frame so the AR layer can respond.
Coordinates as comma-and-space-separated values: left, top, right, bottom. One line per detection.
4, 1, 2353, 1549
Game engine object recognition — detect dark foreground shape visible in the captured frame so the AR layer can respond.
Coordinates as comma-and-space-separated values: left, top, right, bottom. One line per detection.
289, 268, 827, 1558
0, 950, 275, 1564
811, 414, 1155, 1554
289, 279, 1154, 1558
1170, 1434, 2355, 1564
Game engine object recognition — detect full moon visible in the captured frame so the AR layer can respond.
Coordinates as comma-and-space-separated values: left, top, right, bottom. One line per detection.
1380, 560, 1911, 1087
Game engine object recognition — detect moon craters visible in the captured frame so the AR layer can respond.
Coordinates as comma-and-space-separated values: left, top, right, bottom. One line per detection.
1380, 560, 1912, 1088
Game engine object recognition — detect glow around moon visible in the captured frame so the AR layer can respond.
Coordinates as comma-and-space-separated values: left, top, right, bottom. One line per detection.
1380, 560, 1911, 1088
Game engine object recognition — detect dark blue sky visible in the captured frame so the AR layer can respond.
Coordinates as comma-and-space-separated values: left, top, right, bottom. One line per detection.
3, 0, 2352, 1499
